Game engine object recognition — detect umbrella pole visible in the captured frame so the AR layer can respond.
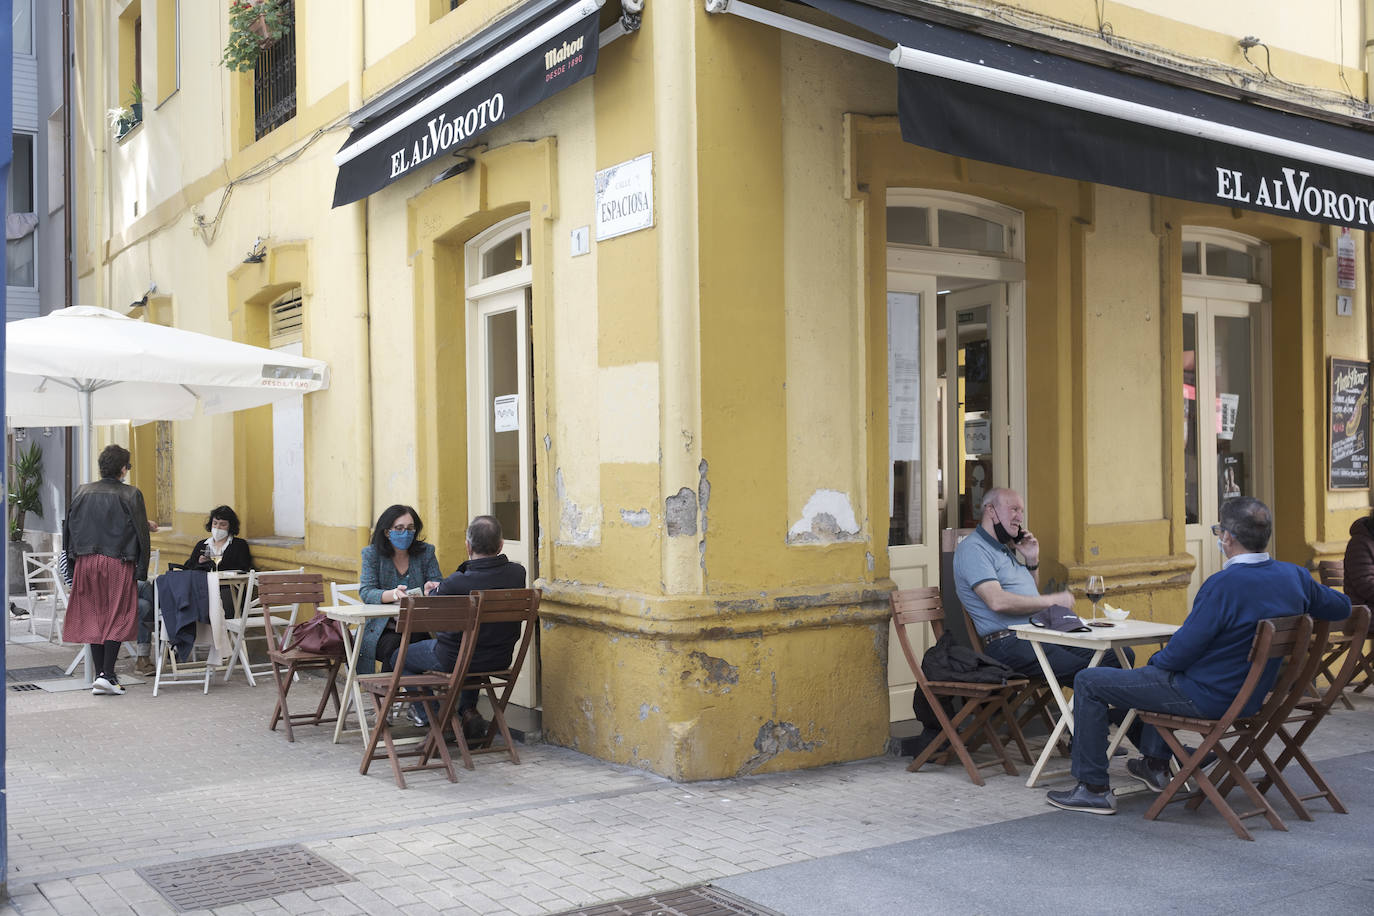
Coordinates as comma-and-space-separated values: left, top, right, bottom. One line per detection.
78, 387, 93, 484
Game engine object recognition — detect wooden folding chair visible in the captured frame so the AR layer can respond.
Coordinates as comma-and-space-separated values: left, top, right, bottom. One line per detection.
1205, 613, 1337, 823
356, 595, 480, 788
940, 529, 1056, 759
1139, 615, 1312, 841
1250, 605, 1371, 817
258, 572, 344, 742
890, 587, 1030, 785
444, 588, 541, 766
957, 602, 1058, 762
1308, 561, 1356, 710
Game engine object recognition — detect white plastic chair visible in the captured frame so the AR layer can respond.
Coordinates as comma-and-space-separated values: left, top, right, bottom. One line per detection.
152, 574, 214, 695
22, 552, 68, 642
331, 581, 363, 607
223, 568, 305, 685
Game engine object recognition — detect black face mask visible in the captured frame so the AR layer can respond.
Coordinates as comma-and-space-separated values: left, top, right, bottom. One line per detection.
992, 513, 1026, 546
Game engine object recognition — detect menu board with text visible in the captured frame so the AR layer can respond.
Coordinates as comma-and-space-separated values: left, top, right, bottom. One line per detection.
1330, 357, 1370, 489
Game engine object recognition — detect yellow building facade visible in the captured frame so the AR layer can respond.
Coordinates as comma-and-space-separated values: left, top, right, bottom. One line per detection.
76, 0, 1373, 780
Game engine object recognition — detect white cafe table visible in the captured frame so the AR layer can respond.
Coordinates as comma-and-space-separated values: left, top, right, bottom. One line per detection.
1009, 617, 1179, 788
322, 603, 398, 744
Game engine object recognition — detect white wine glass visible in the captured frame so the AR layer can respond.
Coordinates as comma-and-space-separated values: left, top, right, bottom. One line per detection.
1085, 575, 1105, 622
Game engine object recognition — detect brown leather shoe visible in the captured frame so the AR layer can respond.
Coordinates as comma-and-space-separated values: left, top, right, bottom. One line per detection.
134, 657, 156, 677
460, 707, 489, 741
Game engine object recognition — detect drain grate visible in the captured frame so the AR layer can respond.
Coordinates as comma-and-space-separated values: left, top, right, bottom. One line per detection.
7, 665, 66, 682
554, 885, 783, 916
9, 683, 42, 692
137, 845, 353, 911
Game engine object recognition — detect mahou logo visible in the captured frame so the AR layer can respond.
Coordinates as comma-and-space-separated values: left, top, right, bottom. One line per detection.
545, 35, 585, 71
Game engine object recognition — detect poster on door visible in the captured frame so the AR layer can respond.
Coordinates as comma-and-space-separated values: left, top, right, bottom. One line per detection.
1218, 452, 1244, 503
1216, 393, 1239, 440
886, 292, 920, 463
1329, 357, 1370, 489
493, 394, 520, 433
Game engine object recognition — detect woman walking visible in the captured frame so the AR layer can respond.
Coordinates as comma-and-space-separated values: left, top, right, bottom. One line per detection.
62, 444, 150, 695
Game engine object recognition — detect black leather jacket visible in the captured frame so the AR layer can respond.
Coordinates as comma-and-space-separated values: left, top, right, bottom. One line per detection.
63, 477, 150, 581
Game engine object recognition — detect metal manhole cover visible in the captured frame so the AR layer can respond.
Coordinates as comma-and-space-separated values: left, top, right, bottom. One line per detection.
6, 665, 66, 682
9, 683, 42, 692
137, 845, 353, 911
555, 885, 783, 916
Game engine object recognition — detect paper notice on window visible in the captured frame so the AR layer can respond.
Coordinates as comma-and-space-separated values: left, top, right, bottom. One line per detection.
886, 292, 921, 463
964, 417, 991, 455
493, 394, 519, 433
1217, 393, 1239, 440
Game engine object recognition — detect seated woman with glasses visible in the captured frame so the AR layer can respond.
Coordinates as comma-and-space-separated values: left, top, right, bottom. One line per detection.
357, 504, 443, 687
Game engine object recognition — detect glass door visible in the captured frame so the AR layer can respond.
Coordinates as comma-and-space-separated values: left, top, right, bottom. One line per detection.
885, 272, 938, 720
468, 285, 537, 707
941, 284, 1010, 530
1182, 296, 1268, 598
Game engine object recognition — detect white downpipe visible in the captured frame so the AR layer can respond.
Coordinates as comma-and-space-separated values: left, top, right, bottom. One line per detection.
333, 0, 604, 167
890, 45, 1374, 178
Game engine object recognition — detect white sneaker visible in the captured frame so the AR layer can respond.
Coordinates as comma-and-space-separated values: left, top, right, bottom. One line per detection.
92, 675, 125, 696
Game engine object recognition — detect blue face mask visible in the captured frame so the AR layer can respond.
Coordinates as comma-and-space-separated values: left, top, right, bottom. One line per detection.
388, 529, 416, 551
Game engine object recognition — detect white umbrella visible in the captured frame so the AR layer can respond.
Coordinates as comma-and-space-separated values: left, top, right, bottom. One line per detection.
5, 306, 330, 481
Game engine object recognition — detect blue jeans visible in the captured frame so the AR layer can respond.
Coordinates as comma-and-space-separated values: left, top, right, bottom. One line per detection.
984, 635, 1135, 682
1070, 664, 1202, 786
135, 581, 155, 653
385, 639, 478, 726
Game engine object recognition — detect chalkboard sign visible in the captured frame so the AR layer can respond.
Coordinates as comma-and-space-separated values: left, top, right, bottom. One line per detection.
1330, 357, 1370, 489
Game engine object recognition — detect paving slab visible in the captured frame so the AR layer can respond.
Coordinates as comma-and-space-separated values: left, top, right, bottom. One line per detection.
2, 638, 1372, 915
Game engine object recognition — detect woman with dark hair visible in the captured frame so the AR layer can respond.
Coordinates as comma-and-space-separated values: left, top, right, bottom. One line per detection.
356, 504, 442, 681
184, 505, 254, 573
62, 444, 150, 696
1345, 509, 1374, 606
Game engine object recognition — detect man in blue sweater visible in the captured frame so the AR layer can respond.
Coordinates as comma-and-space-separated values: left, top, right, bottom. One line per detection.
1047, 497, 1350, 815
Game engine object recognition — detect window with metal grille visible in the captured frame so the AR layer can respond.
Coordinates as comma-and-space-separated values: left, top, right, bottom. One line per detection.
269, 292, 303, 347
253, 1, 296, 141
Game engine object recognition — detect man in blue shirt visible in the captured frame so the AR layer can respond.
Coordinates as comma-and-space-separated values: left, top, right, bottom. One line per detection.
954, 488, 1129, 680
1047, 497, 1351, 815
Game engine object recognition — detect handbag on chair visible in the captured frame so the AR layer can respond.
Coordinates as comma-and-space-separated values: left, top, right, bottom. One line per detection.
283, 613, 346, 657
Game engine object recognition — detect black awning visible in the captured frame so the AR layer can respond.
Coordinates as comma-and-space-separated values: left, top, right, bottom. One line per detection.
332, 0, 601, 208
808, 0, 1374, 229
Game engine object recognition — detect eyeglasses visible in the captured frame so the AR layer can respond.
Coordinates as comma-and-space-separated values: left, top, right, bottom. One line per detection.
1210, 524, 1228, 537
390, 525, 416, 533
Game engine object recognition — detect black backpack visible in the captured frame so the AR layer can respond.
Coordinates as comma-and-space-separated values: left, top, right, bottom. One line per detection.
911, 631, 1017, 728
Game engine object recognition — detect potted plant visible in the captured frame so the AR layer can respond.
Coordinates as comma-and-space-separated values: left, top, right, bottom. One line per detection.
107, 105, 133, 140
128, 82, 143, 124
222, 0, 292, 72
7, 440, 43, 597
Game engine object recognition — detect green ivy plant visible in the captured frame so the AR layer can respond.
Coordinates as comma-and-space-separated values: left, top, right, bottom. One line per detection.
8, 440, 44, 542
222, 0, 292, 72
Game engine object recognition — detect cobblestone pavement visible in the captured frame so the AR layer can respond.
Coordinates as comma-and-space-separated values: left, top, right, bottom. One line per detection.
3, 637, 1372, 915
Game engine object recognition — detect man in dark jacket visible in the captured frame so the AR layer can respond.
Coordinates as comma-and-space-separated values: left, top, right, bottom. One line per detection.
1343, 512, 1374, 606
392, 515, 527, 736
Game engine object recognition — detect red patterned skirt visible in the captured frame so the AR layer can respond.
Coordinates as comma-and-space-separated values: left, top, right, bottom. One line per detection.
62, 553, 138, 643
